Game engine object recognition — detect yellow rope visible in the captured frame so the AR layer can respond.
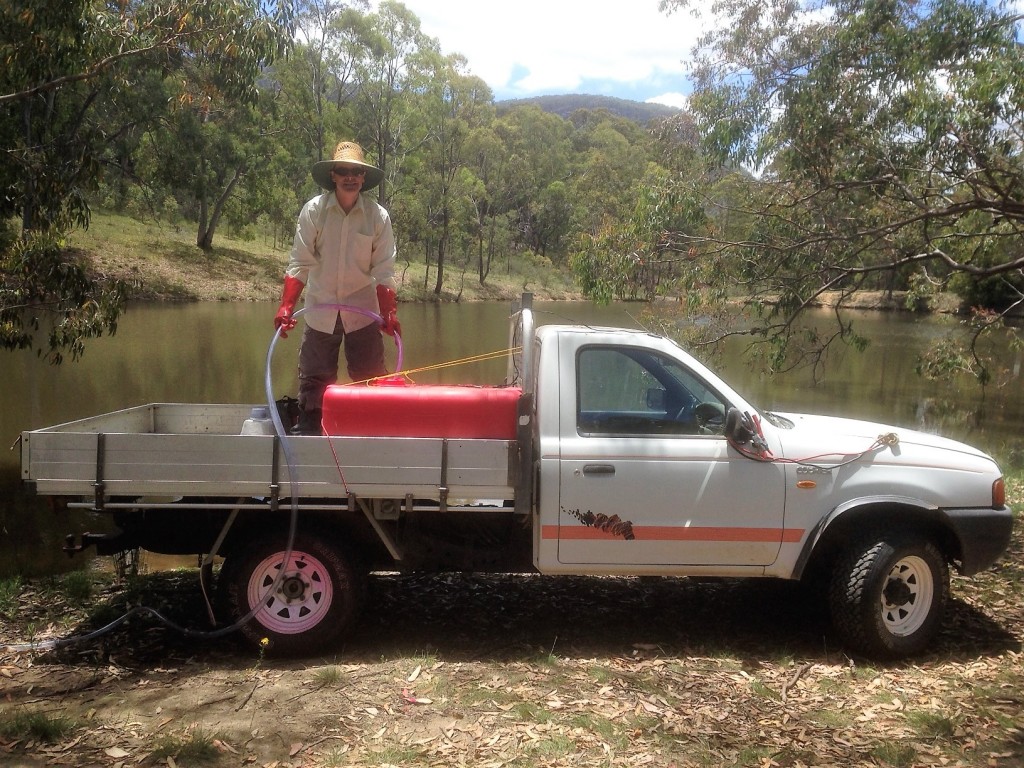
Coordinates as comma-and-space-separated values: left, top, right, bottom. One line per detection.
350, 346, 522, 386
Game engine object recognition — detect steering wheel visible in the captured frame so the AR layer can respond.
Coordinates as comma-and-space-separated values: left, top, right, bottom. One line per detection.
670, 396, 696, 423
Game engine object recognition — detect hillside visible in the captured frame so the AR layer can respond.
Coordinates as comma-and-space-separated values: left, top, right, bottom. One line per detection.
497, 93, 680, 124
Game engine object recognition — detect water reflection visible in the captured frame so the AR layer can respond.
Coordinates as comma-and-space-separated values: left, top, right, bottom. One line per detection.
2, 300, 1021, 578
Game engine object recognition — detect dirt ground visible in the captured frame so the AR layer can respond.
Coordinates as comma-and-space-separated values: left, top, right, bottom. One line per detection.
2, 545, 1023, 768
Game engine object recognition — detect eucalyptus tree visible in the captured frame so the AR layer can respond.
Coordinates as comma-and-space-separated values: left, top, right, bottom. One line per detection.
0, 0, 293, 360
352, 0, 436, 207
2, 0, 292, 234
571, 165, 710, 304
492, 105, 573, 255
149, 3, 297, 251
463, 125, 514, 283
413, 52, 494, 294
657, 0, 1024, 381
565, 110, 649, 244
566, 108, 715, 306
279, 1, 370, 166
152, 85, 282, 251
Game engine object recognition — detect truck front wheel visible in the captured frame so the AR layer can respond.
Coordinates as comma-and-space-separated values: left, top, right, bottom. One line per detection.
219, 531, 363, 656
828, 535, 949, 659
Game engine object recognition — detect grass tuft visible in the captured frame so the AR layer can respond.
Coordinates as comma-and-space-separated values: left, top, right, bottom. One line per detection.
0, 709, 78, 743
906, 710, 959, 741
871, 740, 917, 767
150, 727, 221, 763
312, 666, 344, 687
60, 570, 94, 601
0, 576, 22, 616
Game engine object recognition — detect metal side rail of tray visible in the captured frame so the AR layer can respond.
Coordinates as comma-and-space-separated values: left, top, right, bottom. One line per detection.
21, 403, 525, 549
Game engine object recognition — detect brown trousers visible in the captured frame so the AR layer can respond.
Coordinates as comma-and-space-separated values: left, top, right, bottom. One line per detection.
296, 316, 387, 412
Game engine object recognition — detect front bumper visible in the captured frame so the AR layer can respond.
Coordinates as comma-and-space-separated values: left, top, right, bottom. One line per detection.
942, 505, 1015, 575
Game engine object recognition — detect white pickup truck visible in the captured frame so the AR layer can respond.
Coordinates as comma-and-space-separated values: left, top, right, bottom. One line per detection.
21, 296, 1014, 659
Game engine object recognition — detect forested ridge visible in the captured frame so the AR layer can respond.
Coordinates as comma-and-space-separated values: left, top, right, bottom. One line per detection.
498, 93, 680, 123
2, 0, 1022, 386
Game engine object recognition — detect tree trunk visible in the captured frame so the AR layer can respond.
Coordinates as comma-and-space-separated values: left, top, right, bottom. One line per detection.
433, 209, 448, 295
198, 167, 244, 251
20, 100, 36, 233
196, 199, 209, 250
195, 151, 210, 250
477, 230, 485, 284
482, 217, 496, 283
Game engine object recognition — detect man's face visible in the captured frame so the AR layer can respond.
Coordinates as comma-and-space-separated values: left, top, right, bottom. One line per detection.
331, 165, 365, 193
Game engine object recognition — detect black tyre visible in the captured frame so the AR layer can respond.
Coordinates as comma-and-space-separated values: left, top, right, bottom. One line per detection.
828, 535, 949, 659
219, 531, 363, 656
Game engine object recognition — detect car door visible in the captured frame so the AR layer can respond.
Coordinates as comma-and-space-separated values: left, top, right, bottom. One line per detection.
556, 344, 789, 568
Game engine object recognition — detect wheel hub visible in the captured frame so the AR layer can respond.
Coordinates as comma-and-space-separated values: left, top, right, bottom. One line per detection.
879, 554, 935, 638
883, 576, 913, 607
279, 574, 308, 602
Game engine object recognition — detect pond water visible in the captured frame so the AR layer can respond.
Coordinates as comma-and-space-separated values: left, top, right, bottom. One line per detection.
2, 300, 1021, 577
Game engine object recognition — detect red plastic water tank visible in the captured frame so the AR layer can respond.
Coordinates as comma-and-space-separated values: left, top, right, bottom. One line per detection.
321, 382, 522, 439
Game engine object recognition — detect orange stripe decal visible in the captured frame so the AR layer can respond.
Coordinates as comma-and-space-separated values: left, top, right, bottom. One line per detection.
542, 525, 804, 543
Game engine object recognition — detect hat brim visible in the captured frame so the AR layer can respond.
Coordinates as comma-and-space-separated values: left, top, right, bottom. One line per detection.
311, 160, 383, 191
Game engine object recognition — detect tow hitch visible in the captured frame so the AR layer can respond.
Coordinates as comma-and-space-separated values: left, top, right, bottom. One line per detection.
63, 532, 127, 557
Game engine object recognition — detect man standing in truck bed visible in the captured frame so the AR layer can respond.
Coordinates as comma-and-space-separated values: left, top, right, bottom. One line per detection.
274, 141, 402, 435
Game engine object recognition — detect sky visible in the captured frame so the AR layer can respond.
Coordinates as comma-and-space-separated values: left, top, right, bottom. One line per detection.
375, 0, 704, 108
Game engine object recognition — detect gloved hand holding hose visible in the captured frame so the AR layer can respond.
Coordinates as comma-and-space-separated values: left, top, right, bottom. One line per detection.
376, 284, 401, 337
274, 275, 304, 338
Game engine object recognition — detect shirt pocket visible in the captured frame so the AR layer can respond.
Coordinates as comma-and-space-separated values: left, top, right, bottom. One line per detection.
351, 233, 373, 275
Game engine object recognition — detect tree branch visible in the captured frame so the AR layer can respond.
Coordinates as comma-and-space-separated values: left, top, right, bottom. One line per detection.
0, 45, 165, 106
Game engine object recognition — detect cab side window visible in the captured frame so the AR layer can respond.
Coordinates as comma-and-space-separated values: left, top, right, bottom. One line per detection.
576, 346, 726, 436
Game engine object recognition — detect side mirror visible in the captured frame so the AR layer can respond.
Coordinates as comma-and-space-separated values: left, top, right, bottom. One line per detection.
725, 407, 756, 445
646, 388, 666, 411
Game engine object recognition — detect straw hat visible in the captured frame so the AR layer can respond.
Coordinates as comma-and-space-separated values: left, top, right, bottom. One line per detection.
311, 141, 384, 191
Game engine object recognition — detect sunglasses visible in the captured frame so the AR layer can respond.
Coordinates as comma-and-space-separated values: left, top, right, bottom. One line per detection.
333, 166, 366, 177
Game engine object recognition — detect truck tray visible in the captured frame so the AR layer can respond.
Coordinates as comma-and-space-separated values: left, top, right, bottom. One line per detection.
21, 403, 516, 502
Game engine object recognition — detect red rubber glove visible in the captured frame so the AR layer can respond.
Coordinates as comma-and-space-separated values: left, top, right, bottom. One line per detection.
376, 284, 401, 337
274, 275, 304, 338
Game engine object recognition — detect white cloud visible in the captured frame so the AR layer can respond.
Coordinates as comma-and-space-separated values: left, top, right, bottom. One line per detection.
375, 0, 705, 103
647, 92, 689, 110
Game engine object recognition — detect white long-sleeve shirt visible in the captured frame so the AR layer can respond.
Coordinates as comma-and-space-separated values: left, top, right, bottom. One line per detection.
286, 191, 397, 334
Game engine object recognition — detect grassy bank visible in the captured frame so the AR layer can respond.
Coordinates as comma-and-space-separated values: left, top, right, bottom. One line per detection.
70, 210, 580, 303
71, 211, 973, 313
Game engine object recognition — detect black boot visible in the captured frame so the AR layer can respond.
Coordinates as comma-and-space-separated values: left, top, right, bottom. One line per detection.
290, 408, 322, 436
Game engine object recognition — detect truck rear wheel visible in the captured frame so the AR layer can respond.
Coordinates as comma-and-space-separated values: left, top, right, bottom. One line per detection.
829, 534, 949, 659
219, 531, 363, 656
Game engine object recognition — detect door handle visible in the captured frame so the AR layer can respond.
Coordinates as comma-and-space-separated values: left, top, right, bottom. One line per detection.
582, 464, 615, 476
